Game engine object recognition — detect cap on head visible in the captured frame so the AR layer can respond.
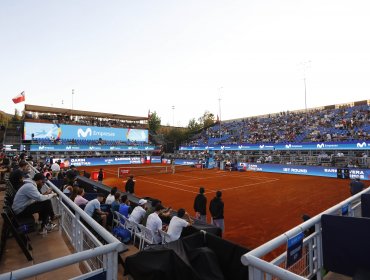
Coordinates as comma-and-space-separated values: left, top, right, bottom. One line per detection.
216, 191, 222, 198
199, 187, 205, 194
138, 199, 147, 206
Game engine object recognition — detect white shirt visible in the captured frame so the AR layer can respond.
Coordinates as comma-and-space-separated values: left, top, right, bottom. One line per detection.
146, 212, 162, 244
167, 216, 189, 241
84, 199, 101, 217
105, 194, 115, 205
128, 206, 146, 224
51, 163, 60, 172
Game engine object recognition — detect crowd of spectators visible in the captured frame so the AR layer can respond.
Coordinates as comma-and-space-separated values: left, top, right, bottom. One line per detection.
184, 104, 369, 146
32, 138, 150, 146
25, 113, 146, 129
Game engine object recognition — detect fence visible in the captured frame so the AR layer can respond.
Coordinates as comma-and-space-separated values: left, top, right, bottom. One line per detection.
0, 166, 126, 280
241, 187, 369, 280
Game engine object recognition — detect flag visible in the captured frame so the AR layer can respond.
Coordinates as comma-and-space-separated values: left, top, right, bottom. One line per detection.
148, 109, 151, 118
12, 91, 25, 104
216, 114, 219, 122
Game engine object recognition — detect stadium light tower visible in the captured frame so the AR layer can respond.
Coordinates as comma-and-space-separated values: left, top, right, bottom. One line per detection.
300, 61, 311, 114
72, 89, 75, 110
218, 87, 223, 140
172, 105, 175, 127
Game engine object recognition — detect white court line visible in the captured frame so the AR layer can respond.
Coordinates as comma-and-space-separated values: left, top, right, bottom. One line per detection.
213, 178, 280, 193
140, 176, 200, 190
140, 178, 199, 194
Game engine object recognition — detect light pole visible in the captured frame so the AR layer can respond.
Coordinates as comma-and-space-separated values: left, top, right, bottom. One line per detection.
218, 87, 223, 140
300, 61, 311, 117
172, 105, 175, 127
72, 89, 75, 110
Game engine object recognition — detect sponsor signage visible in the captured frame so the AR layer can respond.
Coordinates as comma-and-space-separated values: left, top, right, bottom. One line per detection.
237, 163, 370, 180
24, 122, 149, 142
179, 141, 370, 151
174, 159, 199, 165
286, 232, 304, 268
68, 157, 143, 167
30, 144, 155, 151
150, 156, 162, 163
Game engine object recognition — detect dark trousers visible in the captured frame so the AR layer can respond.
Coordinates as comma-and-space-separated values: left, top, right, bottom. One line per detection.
17, 200, 55, 227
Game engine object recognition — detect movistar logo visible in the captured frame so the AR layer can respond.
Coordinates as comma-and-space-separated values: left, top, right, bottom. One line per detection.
77, 128, 92, 138
357, 142, 367, 148
259, 145, 265, 149
317, 143, 325, 148
285, 144, 291, 149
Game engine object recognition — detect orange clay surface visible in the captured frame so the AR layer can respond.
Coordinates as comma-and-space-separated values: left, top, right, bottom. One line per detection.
79, 164, 355, 250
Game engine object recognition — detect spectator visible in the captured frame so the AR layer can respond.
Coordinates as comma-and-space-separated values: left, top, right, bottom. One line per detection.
51, 160, 61, 178
193, 187, 207, 222
350, 177, 365, 195
84, 193, 109, 228
209, 190, 225, 234
74, 187, 88, 207
12, 173, 58, 233
105, 187, 118, 205
128, 199, 147, 224
65, 165, 79, 184
118, 194, 131, 219
167, 208, 193, 241
110, 192, 121, 213
146, 204, 166, 244
143, 199, 161, 226
9, 161, 30, 191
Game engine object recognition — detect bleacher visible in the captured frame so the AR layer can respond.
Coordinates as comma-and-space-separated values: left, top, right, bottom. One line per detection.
186, 102, 369, 146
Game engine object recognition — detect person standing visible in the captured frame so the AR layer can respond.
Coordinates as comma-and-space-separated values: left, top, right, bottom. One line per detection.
193, 187, 207, 222
97, 168, 104, 183
125, 175, 135, 194
209, 190, 224, 234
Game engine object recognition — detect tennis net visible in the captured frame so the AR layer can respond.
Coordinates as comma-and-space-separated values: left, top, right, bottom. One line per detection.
117, 164, 202, 178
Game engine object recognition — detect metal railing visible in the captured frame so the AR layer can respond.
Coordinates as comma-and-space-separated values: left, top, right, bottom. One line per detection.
241, 187, 370, 280
0, 166, 127, 280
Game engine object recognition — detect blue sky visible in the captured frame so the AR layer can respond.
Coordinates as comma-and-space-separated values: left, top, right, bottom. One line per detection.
1, 0, 369, 126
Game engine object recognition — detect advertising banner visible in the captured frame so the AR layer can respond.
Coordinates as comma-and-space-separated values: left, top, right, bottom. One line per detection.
237, 162, 370, 180
24, 122, 148, 142
30, 144, 155, 151
179, 141, 370, 151
68, 156, 143, 167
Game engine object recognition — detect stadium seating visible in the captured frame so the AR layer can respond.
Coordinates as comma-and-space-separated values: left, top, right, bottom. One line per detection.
185, 104, 369, 146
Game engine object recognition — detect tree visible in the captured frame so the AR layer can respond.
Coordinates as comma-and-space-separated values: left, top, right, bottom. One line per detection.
187, 118, 202, 133
198, 111, 215, 129
148, 111, 161, 133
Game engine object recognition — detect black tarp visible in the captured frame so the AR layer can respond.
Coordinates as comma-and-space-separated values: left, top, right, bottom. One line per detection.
124, 231, 249, 280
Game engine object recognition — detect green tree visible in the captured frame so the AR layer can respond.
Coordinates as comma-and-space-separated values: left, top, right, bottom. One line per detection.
148, 111, 161, 133
198, 111, 215, 128
187, 118, 202, 133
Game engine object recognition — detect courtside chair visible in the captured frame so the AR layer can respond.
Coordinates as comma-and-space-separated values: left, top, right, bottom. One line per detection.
159, 229, 171, 244
136, 224, 155, 250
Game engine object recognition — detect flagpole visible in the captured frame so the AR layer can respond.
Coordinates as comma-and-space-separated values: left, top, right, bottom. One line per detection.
72, 89, 74, 110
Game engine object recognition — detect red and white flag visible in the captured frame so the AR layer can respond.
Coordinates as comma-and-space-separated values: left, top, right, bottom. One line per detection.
12, 91, 25, 104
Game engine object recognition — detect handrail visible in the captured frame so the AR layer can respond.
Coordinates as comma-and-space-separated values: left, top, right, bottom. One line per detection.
0, 242, 123, 280
241, 186, 370, 263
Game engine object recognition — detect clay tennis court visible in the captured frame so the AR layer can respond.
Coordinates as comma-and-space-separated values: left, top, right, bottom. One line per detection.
79, 165, 353, 250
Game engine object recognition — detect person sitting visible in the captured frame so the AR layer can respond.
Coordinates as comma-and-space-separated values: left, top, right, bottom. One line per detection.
105, 187, 118, 205
110, 192, 121, 213
74, 187, 88, 208
9, 160, 30, 191
167, 208, 193, 241
118, 195, 131, 222
146, 204, 166, 244
84, 193, 109, 228
12, 173, 58, 233
128, 199, 147, 224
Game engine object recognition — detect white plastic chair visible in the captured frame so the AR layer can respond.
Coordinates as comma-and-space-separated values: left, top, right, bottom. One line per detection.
159, 229, 172, 244
137, 224, 155, 250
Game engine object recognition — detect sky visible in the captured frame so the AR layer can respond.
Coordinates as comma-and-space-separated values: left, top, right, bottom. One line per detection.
1, 0, 369, 127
